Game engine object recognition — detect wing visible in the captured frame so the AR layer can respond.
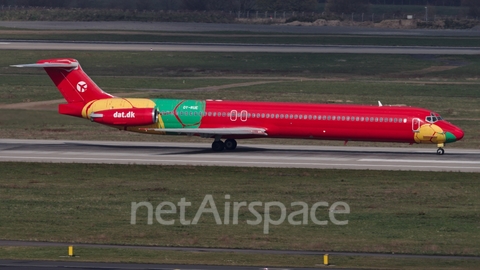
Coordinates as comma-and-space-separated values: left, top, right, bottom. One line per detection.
147, 127, 267, 136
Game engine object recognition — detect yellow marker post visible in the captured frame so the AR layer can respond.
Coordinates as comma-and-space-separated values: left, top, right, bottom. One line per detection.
323, 254, 329, 265
68, 246, 74, 257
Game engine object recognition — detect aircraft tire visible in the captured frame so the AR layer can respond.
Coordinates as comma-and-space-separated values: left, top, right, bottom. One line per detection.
212, 140, 225, 152
436, 148, 445, 155
224, 139, 237, 150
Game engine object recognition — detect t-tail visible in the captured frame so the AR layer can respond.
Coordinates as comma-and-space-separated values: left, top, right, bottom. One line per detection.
11, 58, 113, 117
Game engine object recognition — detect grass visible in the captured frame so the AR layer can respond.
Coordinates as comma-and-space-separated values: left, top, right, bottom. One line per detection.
221, 81, 480, 118
2, 50, 442, 77
0, 75, 264, 104
3, 29, 480, 47
4, 51, 480, 79
0, 246, 479, 269
0, 163, 479, 258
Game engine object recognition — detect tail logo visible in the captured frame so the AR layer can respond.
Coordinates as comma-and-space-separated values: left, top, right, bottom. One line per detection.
76, 81, 87, 93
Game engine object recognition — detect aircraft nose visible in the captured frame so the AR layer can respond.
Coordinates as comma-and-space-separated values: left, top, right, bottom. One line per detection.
445, 127, 464, 143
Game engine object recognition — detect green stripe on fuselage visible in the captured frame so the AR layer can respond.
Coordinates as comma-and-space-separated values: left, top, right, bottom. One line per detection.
152, 99, 205, 128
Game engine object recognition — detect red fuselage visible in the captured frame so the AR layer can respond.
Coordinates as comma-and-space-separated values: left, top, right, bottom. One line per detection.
198, 100, 464, 144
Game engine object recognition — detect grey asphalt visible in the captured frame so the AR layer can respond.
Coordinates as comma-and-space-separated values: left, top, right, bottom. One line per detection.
0, 259, 327, 270
1, 21, 480, 54
1, 21, 480, 36
1, 139, 479, 172
2, 41, 480, 54
1, 240, 479, 261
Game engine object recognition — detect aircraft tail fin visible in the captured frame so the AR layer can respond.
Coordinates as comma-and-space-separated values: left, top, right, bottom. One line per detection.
11, 58, 113, 104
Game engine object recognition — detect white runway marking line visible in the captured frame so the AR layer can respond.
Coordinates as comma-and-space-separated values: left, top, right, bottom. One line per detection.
360, 158, 480, 164
1, 150, 350, 161
1, 156, 480, 170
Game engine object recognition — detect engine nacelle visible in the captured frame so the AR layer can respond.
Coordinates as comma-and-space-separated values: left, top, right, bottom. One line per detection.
89, 108, 158, 126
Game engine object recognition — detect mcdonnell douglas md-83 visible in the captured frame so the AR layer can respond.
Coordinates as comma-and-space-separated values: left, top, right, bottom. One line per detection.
12, 58, 464, 155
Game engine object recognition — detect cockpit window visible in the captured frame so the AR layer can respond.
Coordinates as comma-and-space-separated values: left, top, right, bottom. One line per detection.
426, 113, 443, 123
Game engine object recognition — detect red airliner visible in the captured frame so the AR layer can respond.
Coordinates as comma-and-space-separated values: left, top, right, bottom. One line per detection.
12, 58, 464, 155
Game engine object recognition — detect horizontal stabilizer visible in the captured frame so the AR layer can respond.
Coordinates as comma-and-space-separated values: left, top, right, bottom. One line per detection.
148, 128, 267, 136
11, 62, 79, 68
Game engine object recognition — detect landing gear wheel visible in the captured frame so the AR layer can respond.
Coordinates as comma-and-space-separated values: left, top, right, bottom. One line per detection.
436, 148, 445, 155
224, 139, 237, 150
212, 140, 225, 152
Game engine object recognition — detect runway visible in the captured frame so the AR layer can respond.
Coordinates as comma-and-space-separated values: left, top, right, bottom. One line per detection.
0, 260, 324, 270
0, 139, 479, 172
1, 41, 480, 54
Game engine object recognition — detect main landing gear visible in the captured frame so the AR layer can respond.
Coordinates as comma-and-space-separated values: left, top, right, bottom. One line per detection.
211, 139, 237, 152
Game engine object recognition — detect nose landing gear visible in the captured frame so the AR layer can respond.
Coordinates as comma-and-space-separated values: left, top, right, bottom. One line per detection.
436, 143, 445, 155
